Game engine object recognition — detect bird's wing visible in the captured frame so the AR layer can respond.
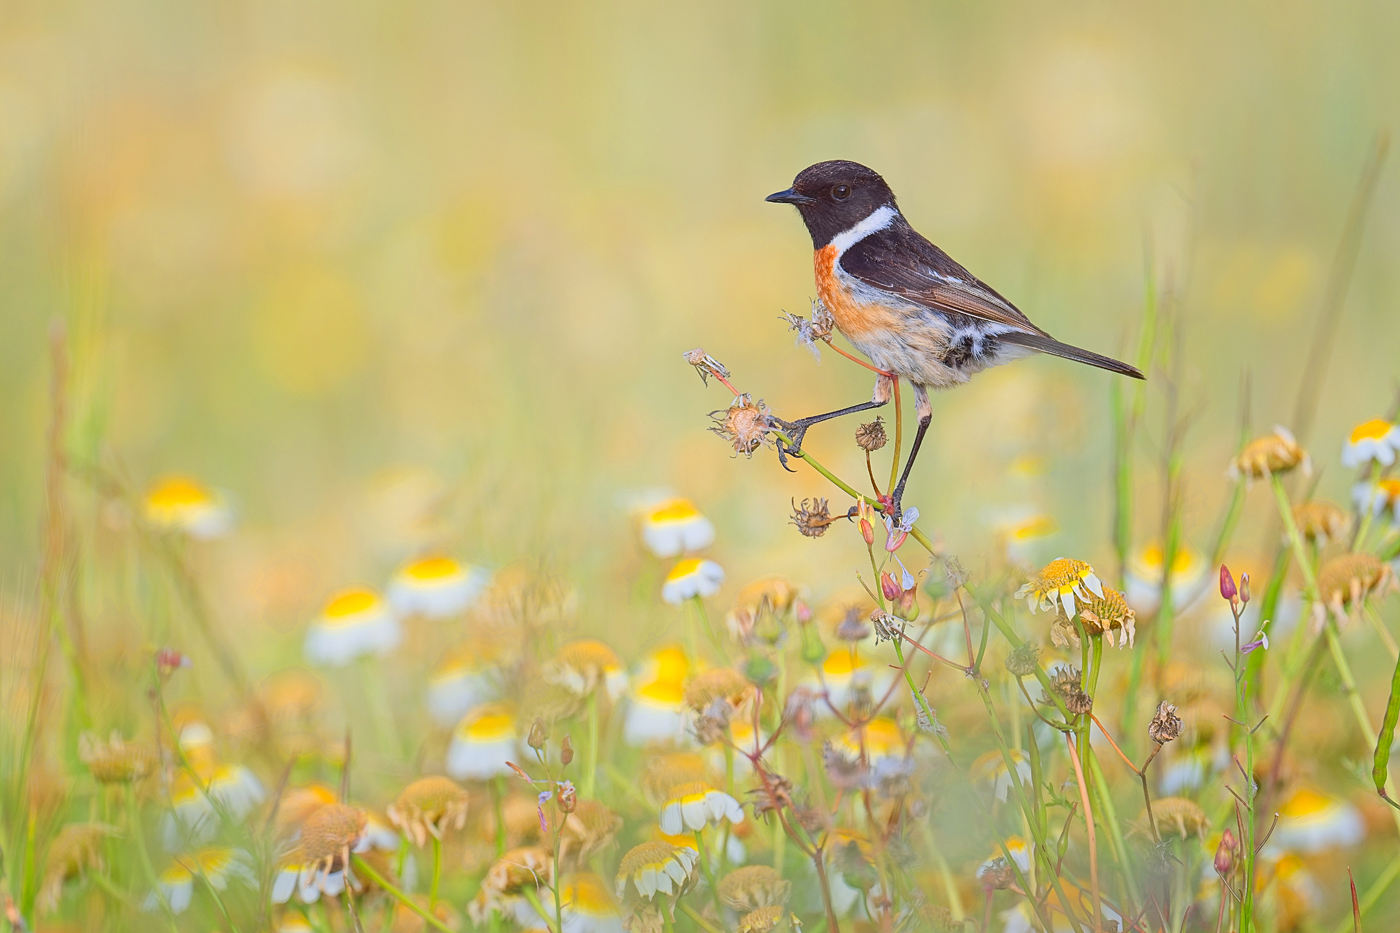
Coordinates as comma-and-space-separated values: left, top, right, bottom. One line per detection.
838, 226, 1051, 337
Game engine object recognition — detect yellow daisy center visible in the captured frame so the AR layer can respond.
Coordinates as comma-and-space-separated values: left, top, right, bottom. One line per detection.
562, 875, 617, 914
822, 649, 866, 677
652, 647, 689, 682
402, 556, 462, 581
146, 476, 213, 509
1281, 787, 1333, 818
323, 587, 380, 620
860, 719, 903, 756
667, 558, 704, 581
462, 710, 515, 741
1010, 515, 1056, 541
649, 499, 700, 524
638, 678, 685, 705
1350, 419, 1394, 443
1036, 558, 1092, 590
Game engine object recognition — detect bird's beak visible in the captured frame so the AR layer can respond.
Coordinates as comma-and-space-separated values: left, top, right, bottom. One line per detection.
765, 187, 815, 205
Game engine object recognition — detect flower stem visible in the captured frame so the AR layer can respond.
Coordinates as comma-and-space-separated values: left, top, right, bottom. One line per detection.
583, 690, 599, 798
492, 775, 507, 856
351, 855, 454, 933
428, 836, 442, 912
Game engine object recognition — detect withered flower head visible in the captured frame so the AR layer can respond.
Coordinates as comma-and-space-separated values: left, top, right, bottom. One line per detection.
79, 732, 156, 785
1148, 702, 1182, 745
683, 668, 751, 713
1076, 585, 1137, 649
387, 776, 469, 847
978, 856, 1015, 891
682, 347, 731, 387
835, 605, 872, 642
468, 847, 554, 926
640, 753, 710, 808
558, 799, 621, 862
1313, 552, 1397, 629
822, 741, 871, 791
1045, 665, 1091, 714
1004, 643, 1041, 678
709, 394, 775, 458
1147, 797, 1209, 840
717, 865, 792, 912
855, 418, 887, 452
738, 905, 786, 933
40, 822, 116, 911
1228, 425, 1310, 482
782, 298, 836, 359
1293, 500, 1350, 545
692, 699, 735, 746
746, 771, 796, 821
790, 498, 833, 538
299, 803, 367, 865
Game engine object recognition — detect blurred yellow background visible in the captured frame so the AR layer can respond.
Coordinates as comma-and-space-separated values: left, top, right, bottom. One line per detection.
1, 0, 1398, 640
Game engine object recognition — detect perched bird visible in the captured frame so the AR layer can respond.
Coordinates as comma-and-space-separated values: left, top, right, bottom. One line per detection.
766, 160, 1144, 517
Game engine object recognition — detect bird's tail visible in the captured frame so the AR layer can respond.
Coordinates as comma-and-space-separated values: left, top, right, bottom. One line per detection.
1001, 331, 1145, 379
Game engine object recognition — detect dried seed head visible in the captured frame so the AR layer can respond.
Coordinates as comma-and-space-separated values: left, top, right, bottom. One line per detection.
1148, 702, 1183, 745
40, 823, 116, 911
682, 348, 732, 387
790, 498, 833, 538
299, 803, 367, 862
1148, 797, 1209, 840
738, 905, 786, 933
855, 418, 887, 452
717, 865, 791, 911
1004, 643, 1041, 679
683, 668, 751, 712
558, 798, 619, 860
709, 394, 775, 458
1228, 426, 1310, 481
1046, 665, 1092, 714
1293, 500, 1349, 545
834, 606, 871, 642
1077, 586, 1137, 649
78, 732, 156, 785
388, 776, 470, 847
640, 753, 709, 808
746, 771, 796, 821
979, 856, 1015, 891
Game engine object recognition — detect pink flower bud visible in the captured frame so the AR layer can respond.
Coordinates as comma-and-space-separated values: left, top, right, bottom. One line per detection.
1219, 564, 1237, 602
1214, 828, 1239, 876
1239, 572, 1251, 605
859, 518, 875, 546
880, 572, 902, 602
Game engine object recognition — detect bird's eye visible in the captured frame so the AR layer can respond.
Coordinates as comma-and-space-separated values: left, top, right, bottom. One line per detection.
832, 185, 851, 200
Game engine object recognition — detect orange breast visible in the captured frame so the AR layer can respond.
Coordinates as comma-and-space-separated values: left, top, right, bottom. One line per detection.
814, 245, 900, 341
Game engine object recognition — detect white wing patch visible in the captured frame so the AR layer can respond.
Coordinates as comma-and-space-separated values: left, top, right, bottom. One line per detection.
830, 205, 897, 255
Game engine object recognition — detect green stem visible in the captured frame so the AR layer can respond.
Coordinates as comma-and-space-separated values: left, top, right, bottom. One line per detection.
429, 836, 442, 912
583, 690, 599, 798
125, 786, 179, 933
352, 855, 454, 933
492, 775, 507, 856
1324, 621, 1400, 836
694, 830, 725, 920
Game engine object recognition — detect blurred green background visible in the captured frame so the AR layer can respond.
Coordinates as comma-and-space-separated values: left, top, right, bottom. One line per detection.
2, 0, 1398, 632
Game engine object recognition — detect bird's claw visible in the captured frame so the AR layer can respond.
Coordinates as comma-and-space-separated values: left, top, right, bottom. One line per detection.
772, 418, 808, 472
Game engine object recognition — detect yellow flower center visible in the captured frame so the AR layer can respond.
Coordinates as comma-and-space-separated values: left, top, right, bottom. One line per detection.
561, 874, 617, 914
1036, 558, 1091, 590
859, 718, 902, 757
821, 649, 865, 677
652, 646, 689, 682
1280, 787, 1333, 818
667, 558, 704, 581
1010, 515, 1056, 541
1350, 419, 1395, 443
638, 678, 685, 705
323, 587, 380, 620
649, 499, 700, 523
1380, 479, 1400, 499
462, 710, 515, 741
146, 476, 213, 509
402, 556, 462, 581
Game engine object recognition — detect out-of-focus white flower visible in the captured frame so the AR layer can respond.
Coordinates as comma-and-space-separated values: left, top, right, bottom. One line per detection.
303, 587, 401, 667
1000, 882, 1120, 933
425, 640, 504, 728
658, 782, 744, 835
387, 555, 490, 618
143, 475, 234, 539
813, 647, 895, 717
1124, 542, 1208, 615
615, 840, 698, 900
970, 749, 1032, 802
661, 559, 724, 604
624, 647, 691, 747
143, 848, 254, 914
1342, 418, 1400, 468
1354, 478, 1400, 525
162, 764, 266, 849
447, 704, 519, 781
1269, 787, 1364, 853
640, 498, 716, 558
545, 639, 627, 701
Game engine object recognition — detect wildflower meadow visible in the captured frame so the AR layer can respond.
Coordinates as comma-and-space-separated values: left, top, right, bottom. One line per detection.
4, 4, 1400, 933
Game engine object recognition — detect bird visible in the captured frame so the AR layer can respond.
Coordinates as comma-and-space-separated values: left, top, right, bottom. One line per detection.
766, 159, 1145, 519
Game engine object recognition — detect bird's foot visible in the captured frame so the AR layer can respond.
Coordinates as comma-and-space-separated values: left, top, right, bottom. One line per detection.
770, 417, 810, 473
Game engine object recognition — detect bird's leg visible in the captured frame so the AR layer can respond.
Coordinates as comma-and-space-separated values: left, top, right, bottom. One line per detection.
771, 399, 887, 471
888, 386, 933, 523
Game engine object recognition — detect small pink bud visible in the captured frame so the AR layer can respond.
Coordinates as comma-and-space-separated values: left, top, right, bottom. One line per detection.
1239, 572, 1251, 605
1214, 828, 1239, 876
859, 518, 875, 546
1219, 565, 1237, 602
880, 572, 901, 602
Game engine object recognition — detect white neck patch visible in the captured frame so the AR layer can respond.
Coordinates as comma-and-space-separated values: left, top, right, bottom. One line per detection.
830, 204, 897, 255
